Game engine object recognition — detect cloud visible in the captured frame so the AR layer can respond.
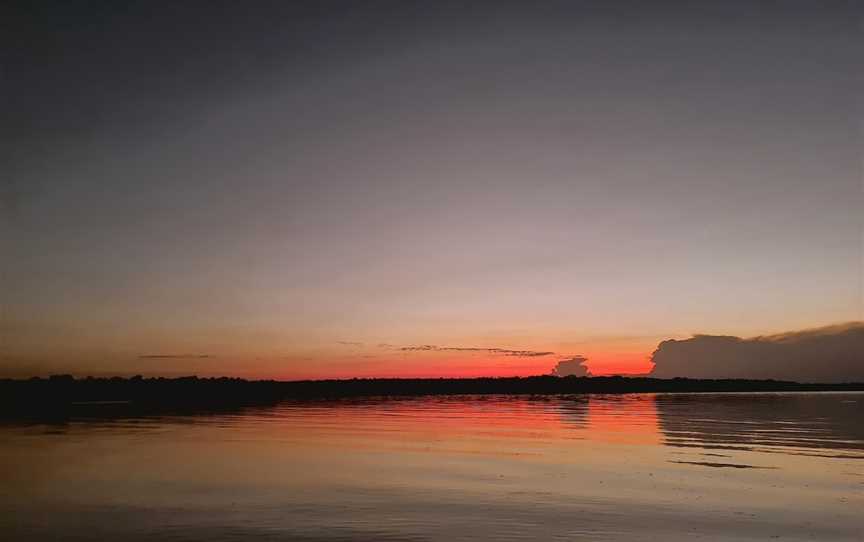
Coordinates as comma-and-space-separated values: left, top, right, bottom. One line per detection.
650, 322, 864, 382
552, 356, 590, 377
139, 354, 213, 359
394, 345, 554, 357
337, 341, 364, 347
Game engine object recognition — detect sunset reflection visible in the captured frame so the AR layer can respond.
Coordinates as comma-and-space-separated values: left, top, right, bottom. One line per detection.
3, 393, 863, 541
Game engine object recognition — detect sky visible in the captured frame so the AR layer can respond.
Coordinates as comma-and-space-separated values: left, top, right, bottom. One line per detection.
2, 1, 862, 379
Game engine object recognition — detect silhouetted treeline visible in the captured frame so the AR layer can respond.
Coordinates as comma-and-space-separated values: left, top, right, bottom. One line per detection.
2, 375, 863, 421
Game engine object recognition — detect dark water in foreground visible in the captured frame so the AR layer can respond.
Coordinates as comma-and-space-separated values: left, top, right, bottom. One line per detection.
1, 393, 862, 541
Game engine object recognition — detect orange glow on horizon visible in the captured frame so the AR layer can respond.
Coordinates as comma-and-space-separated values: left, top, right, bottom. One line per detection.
16, 348, 657, 381
584, 352, 655, 377
259, 350, 656, 381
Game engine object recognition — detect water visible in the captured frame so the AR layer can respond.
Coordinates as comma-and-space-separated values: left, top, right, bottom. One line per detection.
2, 393, 862, 541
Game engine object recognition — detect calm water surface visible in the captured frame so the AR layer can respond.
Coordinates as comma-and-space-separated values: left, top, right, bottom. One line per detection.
2, 393, 862, 541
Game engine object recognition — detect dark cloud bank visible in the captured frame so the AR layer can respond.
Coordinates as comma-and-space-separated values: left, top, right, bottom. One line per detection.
651, 323, 864, 383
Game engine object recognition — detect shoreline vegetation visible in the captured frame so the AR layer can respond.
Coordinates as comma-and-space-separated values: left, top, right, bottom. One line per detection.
3, 375, 864, 420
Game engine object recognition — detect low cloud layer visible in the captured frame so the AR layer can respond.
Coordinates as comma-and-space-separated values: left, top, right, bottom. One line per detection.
393, 345, 554, 357
139, 354, 213, 360
651, 322, 864, 382
552, 356, 590, 377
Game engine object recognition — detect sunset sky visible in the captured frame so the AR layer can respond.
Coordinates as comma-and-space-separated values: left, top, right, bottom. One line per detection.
3, 1, 861, 379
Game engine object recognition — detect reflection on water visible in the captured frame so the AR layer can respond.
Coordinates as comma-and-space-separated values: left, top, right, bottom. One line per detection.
1, 393, 862, 541
656, 393, 864, 459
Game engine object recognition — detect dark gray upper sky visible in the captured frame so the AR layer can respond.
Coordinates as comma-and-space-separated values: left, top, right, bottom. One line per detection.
2, 1, 862, 378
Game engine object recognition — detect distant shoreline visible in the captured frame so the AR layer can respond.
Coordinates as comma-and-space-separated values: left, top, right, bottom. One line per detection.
3, 375, 864, 420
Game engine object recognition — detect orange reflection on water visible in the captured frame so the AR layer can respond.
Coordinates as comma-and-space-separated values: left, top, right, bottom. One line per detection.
583, 394, 660, 445
252, 393, 661, 459
3, 393, 862, 542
